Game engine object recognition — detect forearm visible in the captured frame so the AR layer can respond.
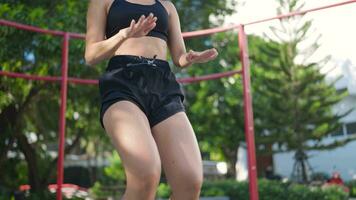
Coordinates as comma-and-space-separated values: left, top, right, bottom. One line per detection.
85, 32, 127, 66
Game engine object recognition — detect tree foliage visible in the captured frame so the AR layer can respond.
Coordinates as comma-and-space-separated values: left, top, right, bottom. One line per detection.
251, 0, 353, 182
183, 30, 286, 177
0, 0, 238, 196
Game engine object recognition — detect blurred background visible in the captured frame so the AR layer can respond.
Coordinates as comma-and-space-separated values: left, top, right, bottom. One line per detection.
0, 0, 355, 199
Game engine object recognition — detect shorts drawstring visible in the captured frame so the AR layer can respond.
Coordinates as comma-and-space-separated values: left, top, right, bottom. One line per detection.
127, 54, 158, 67
143, 54, 158, 67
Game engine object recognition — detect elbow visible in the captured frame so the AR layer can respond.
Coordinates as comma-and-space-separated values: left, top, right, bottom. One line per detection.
85, 58, 94, 66
172, 54, 183, 68
173, 53, 186, 68
84, 52, 96, 66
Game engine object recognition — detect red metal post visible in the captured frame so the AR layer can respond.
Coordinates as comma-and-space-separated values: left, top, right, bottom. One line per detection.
56, 32, 70, 200
238, 24, 259, 200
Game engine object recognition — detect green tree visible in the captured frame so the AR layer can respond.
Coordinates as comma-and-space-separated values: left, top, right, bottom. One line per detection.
184, 31, 244, 178
0, 0, 238, 196
252, 0, 353, 183
0, 0, 108, 194
184, 31, 284, 177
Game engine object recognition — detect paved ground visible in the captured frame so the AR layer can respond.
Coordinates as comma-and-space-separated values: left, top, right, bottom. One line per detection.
157, 198, 229, 200
160, 198, 355, 200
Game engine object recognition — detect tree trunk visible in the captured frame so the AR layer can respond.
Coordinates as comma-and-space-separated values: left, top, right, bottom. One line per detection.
16, 132, 44, 192
301, 158, 308, 182
42, 130, 84, 184
0, 86, 44, 191
224, 147, 238, 178
0, 105, 18, 178
292, 149, 310, 183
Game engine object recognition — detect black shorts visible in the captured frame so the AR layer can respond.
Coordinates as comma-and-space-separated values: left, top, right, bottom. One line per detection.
98, 55, 185, 129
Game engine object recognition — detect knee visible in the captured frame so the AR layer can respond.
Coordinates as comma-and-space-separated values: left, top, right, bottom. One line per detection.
140, 170, 161, 189
172, 172, 203, 196
131, 167, 162, 192
124, 165, 161, 200
184, 174, 203, 194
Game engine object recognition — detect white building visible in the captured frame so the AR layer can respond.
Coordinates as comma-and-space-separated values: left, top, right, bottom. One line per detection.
226, 0, 356, 183
273, 59, 356, 181
236, 60, 356, 181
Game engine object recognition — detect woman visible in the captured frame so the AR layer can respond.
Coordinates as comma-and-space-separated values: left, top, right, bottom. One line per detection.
85, 0, 218, 199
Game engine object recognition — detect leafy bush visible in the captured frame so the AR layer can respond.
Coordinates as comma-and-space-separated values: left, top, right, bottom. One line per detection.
0, 190, 85, 200
89, 181, 125, 200
346, 180, 356, 197
88, 151, 126, 199
103, 151, 126, 183
156, 179, 349, 200
311, 172, 330, 182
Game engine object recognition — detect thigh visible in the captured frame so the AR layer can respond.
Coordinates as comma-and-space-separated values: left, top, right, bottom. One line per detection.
103, 100, 161, 178
151, 112, 203, 185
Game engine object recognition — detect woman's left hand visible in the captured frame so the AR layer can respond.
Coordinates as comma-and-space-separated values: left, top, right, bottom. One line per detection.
186, 48, 218, 64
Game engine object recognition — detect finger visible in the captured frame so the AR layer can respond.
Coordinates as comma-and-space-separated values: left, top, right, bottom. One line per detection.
195, 52, 209, 60
210, 48, 218, 55
187, 50, 197, 62
193, 51, 215, 62
130, 19, 135, 29
146, 12, 154, 21
144, 14, 156, 29
143, 22, 156, 35
201, 49, 217, 58
200, 53, 216, 61
141, 14, 152, 27
207, 51, 218, 60
198, 50, 218, 62
212, 48, 219, 57
147, 16, 157, 25
140, 20, 156, 35
138, 15, 155, 33
127, 19, 136, 35
136, 15, 146, 28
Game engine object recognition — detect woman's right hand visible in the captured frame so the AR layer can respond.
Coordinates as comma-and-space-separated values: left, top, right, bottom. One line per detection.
119, 13, 157, 39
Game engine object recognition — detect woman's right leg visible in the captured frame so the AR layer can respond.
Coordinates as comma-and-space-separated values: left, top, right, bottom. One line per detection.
102, 100, 161, 200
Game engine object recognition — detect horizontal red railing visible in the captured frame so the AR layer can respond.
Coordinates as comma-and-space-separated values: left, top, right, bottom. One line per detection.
0, 19, 66, 37
0, 71, 62, 82
244, 0, 356, 26
1, 0, 355, 84
0, 69, 241, 84
1, 0, 355, 39
0, 19, 239, 39
2, 2, 355, 200
178, 69, 242, 83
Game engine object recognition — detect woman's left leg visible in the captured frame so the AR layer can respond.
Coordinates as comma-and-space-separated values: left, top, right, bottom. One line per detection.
151, 111, 203, 200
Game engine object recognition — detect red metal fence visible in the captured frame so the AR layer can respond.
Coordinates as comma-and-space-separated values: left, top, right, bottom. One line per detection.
1, 1, 356, 199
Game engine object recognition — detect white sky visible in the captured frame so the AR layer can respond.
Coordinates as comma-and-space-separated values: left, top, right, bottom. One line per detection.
224, 0, 356, 64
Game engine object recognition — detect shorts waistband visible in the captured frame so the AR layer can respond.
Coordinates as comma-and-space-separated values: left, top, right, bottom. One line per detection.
106, 55, 171, 72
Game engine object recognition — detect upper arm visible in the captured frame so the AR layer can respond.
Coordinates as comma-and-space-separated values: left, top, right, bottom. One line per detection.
165, 1, 186, 66
85, 0, 108, 53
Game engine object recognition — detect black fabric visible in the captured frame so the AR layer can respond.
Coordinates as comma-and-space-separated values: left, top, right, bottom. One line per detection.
99, 55, 185, 129
106, 0, 169, 42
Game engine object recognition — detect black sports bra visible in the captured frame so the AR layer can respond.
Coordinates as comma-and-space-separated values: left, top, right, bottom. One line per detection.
105, 0, 169, 42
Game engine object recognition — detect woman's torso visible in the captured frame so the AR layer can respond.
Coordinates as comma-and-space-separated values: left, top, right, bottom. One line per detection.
105, 0, 170, 60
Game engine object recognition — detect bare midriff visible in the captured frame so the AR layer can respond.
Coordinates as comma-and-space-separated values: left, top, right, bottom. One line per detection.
113, 36, 168, 60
